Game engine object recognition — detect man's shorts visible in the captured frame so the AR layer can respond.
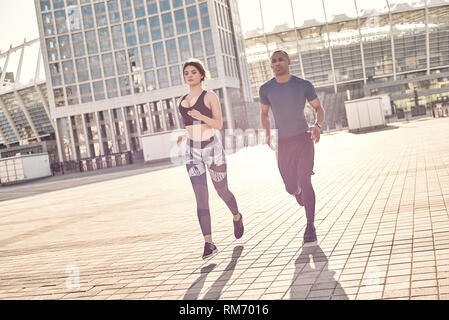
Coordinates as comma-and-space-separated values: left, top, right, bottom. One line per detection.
277, 131, 315, 195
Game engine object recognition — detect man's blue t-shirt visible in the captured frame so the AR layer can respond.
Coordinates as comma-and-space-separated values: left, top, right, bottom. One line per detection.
259, 75, 318, 139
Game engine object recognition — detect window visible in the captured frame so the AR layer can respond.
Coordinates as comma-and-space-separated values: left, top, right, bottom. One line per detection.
187, 6, 199, 31
54, 88, 65, 107
160, 0, 170, 11
89, 56, 102, 79
40, 1, 51, 11
128, 47, 141, 70
199, 3, 210, 28
55, 10, 68, 34
53, 0, 64, 9
115, 50, 128, 74
108, 0, 121, 24
72, 33, 85, 57
157, 68, 169, 88
42, 13, 54, 36
46, 38, 59, 62
94, 2, 107, 27
141, 45, 154, 69
191, 33, 203, 58
178, 36, 191, 61
66, 85, 79, 105
93, 81, 105, 100
76, 58, 90, 82
67, 7, 81, 31
174, 9, 187, 34
124, 22, 137, 47
149, 16, 162, 41
80, 83, 93, 103
207, 57, 217, 78
134, 0, 146, 18
58, 35, 72, 59
50, 63, 62, 86
153, 42, 166, 67
82, 5, 95, 29
121, 0, 133, 21
85, 30, 98, 54
166, 39, 178, 64
145, 71, 156, 90
162, 13, 174, 38
203, 30, 214, 55
137, 19, 150, 44
63, 61, 76, 84
119, 76, 131, 95
172, 0, 183, 8
98, 28, 112, 52
102, 53, 115, 77
106, 78, 119, 98
111, 25, 125, 49
146, 0, 158, 15
170, 65, 181, 86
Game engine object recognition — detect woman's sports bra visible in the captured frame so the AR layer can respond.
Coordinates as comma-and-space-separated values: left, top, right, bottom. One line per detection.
178, 90, 213, 126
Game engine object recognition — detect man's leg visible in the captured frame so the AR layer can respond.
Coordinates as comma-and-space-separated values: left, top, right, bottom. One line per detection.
298, 173, 315, 227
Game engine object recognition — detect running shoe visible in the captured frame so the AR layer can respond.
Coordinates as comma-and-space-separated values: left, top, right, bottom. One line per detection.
303, 225, 317, 244
233, 213, 244, 239
202, 242, 218, 259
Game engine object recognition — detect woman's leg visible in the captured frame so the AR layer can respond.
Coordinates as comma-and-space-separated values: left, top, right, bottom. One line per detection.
186, 161, 213, 242
208, 161, 239, 217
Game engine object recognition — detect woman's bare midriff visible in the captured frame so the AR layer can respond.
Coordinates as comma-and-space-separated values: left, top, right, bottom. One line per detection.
186, 124, 215, 141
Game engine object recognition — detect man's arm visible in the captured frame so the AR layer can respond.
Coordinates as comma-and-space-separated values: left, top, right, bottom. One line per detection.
307, 97, 325, 143
309, 98, 325, 127
260, 103, 274, 149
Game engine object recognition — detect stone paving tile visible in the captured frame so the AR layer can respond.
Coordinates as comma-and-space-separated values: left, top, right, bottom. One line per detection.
2, 118, 449, 300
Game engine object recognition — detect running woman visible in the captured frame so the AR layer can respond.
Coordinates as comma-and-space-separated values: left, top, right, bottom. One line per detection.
259, 50, 325, 244
177, 59, 244, 259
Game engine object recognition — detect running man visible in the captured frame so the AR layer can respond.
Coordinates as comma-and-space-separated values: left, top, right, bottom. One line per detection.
177, 59, 244, 259
259, 50, 325, 243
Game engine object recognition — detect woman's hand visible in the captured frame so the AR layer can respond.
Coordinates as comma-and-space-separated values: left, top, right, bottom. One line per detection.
176, 135, 185, 146
187, 109, 205, 121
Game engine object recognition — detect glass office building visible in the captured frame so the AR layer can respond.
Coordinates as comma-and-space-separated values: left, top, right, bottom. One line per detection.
243, 0, 449, 129
35, 0, 253, 162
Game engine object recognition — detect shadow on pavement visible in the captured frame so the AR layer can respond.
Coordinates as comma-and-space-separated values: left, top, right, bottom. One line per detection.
183, 245, 244, 300
183, 263, 217, 300
203, 245, 244, 300
290, 244, 348, 300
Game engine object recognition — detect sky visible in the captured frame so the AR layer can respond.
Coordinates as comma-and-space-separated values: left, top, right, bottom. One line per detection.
0, 0, 435, 83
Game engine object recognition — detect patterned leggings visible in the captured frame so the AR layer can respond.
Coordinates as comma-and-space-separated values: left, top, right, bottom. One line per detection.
185, 136, 239, 236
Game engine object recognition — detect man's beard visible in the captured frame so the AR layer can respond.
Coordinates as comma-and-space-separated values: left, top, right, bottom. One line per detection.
275, 68, 288, 76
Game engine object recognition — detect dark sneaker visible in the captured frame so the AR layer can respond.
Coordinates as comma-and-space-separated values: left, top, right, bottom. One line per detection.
233, 213, 244, 239
303, 226, 317, 244
202, 242, 218, 259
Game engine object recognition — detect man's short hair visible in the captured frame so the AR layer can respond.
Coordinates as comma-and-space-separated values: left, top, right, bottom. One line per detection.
271, 50, 290, 59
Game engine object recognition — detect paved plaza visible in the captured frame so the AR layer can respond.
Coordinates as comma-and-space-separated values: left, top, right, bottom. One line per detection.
1, 117, 449, 300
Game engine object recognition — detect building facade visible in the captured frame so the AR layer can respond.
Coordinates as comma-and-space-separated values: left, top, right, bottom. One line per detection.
244, 0, 449, 128
34, 0, 253, 163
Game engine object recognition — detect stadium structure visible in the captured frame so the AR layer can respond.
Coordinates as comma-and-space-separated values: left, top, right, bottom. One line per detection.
244, 0, 449, 129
